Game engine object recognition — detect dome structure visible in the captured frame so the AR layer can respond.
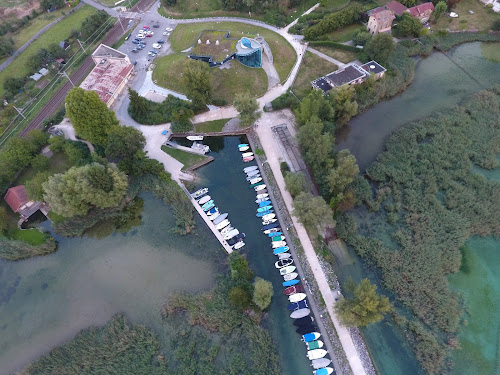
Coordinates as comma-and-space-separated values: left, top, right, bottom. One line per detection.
240, 38, 252, 49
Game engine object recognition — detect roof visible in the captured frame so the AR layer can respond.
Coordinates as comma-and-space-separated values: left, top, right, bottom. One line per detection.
408, 2, 434, 17
4, 185, 28, 212
59, 41, 70, 49
369, 6, 386, 14
39, 68, 49, 76
370, 9, 395, 23
190, 30, 237, 62
385, 0, 408, 15
80, 58, 133, 104
325, 64, 367, 87
92, 44, 127, 59
361, 60, 386, 75
312, 77, 333, 93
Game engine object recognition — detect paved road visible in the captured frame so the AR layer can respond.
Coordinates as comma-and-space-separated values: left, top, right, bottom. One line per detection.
308, 46, 346, 68
0, 3, 83, 73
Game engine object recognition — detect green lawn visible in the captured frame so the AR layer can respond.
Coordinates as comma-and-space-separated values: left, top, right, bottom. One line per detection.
9, 228, 48, 245
311, 45, 359, 64
161, 146, 209, 171
327, 23, 364, 42
0, 4, 98, 97
194, 118, 230, 133
15, 151, 72, 186
152, 54, 268, 103
292, 51, 337, 98
9, 8, 67, 50
168, 22, 296, 82
433, 0, 500, 31
481, 42, 500, 62
322, 0, 350, 10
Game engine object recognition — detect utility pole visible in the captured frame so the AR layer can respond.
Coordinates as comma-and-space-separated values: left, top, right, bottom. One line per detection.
77, 38, 86, 53
58, 71, 75, 87
13, 106, 26, 119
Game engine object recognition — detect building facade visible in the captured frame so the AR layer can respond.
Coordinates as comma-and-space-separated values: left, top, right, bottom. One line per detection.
367, 9, 396, 35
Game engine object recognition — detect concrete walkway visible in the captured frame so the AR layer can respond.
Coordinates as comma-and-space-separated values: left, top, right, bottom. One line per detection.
53, 119, 95, 153
308, 46, 346, 68
254, 110, 367, 375
138, 71, 189, 100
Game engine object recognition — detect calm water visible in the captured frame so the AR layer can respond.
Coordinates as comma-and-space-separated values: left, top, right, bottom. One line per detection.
334, 42, 500, 375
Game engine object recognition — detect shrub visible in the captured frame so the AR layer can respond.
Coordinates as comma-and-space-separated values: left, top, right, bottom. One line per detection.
270, 91, 300, 110
280, 161, 290, 174
303, 4, 364, 40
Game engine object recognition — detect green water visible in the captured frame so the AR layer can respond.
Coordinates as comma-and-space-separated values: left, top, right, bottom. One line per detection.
333, 42, 500, 375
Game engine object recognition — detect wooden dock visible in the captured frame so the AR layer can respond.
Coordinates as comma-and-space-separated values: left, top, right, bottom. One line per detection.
180, 184, 233, 254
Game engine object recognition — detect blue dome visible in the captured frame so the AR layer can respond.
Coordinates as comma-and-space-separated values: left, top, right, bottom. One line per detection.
241, 38, 252, 48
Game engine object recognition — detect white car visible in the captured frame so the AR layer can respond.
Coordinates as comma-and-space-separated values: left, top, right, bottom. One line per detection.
163, 32, 170, 36
152, 43, 162, 49
136, 34, 146, 39
165, 27, 173, 31
146, 31, 154, 35
449, 12, 458, 17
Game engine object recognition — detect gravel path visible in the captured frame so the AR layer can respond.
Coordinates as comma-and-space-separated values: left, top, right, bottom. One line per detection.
307, 46, 346, 68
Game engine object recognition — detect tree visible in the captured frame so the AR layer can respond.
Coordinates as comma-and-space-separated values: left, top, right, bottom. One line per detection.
30, 154, 49, 171
433, 1, 447, 21
284, 171, 310, 198
105, 126, 146, 160
229, 286, 252, 310
182, 59, 212, 110
40, 0, 64, 10
0, 36, 14, 58
234, 92, 261, 127
43, 163, 128, 218
297, 117, 335, 177
292, 191, 334, 231
253, 277, 273, 310
128, 88, 148, 118
228, 252, 254, 282
80, 11, 109, 40
352, 30, 371, 46
25, 171, 51, 201
493, 20, 500, 31
65, 87, 119, 146
335, 278, 391, 327
3, 77, 26, 99
364, 33, 395, 64
327, 150, 359, 196
393, 13, 423, 38
330, 85, 358, 127
295, 89, 334, 126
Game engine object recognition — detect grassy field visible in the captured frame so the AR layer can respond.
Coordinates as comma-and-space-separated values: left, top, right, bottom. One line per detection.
152, 54, 268, 103
292, 51, 337, 98
9, 8, 67, 50
161, 146, 209, 171
481, 42, 500, 62
0, 5, 98, 97
433, 0, 500, 31
168, 22, 296, 82
327, 23, 364, 42
9, 228, 48, 245
322, 0, 350, 9
311, 45, 359, 63
194, 118, 230, 133
15, 151, 71, 186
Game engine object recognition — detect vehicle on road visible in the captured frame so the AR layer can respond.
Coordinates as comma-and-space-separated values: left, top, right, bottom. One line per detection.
136, 35, 145, 39
132, 40, 140, 44
153, 23, 160, 28
143, 25, 150, 29
125, 33, 131, 40
152, 43, 162, 49
146, 34, 153, 37
132, 48, 138, 53
163, 32, 170, 36
165, 27, 173, 31
157, 39, 165, 44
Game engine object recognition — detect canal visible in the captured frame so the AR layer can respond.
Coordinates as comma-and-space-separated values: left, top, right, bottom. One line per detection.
334, 42, 500, 375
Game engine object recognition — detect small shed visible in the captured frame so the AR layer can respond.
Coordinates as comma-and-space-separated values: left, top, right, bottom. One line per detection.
30, 73, 43, 81
4, 186, 29, 213
39, 68, 49, 76
60, 41, 70, 50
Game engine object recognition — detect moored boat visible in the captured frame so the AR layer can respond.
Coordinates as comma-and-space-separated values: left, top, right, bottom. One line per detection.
191, 187, 208, 199
293, 316, 314, 326
220, 225, 234, 235
297, 324, 317, 335
187, 135, 204, 141
280, 266, 296, 275
303, 332, 321, 342
306, 340, 324, 350
288, 300, 308, 311
254, 184, 266, 191
201, 200, 214, 209
272, 235, 285, 242
264, 227, 280, 235
209, 212, 220, 221
307, 349, 328, 360
272, 241, 287, 248
223, 228, 240, 240
262, 222, 279, 230
283, 272, 298, 281
289, 293, 307, 303
257, 210, 274, 218
283, 285, 304, 295
258, 200, 271, 207
238, 143, 249, 148
239, 146, 250, 152
268, 231, 282, 237
262, 213, 275, 220
212, 213, 228, 225
227, 233, 245, 245
241, 152, 253, 158
243, 156, 254, 162
256, 198, 268, 204
273, 246, 289, 255
256, 193, 269, 199
275, 258, 293, 268
233, 241, 245, 250
243, 165, 258, 173
203, 202, 215, 211
247, 174, 261, 181
198, 195, 211, 205
290, 308, 310, 319
207, 207, 218, 216
216, 219, 230, 230
283, 279, 299, 287
262, 219, 277, 225
249, 177, 262, 185
257, 205, 272, 213
246, 169, 260, 176
314, 367, 333, 375
250, 182, 265, 189
311, 358, 331, 370
278, 252, 291, 259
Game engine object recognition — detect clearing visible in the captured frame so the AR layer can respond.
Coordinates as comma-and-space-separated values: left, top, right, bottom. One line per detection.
161, 146, 209, 171
194, 118, 230, 133
292, 51, 337, 98
433, 0, 499, 31
327, 23, 365, 42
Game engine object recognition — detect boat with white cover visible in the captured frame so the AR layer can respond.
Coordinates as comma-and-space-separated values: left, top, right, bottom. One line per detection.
262, 213, 275, 221
249, 177, 262, 184
243, 166, 258, 173
256, 193, 268, 199
262, 219, 277, 225
213, 213, 228, 225
272, 241, 287, 248
246, 170, 259, 177
278, 252, 291, 260
187, 135, 203, 141
280, 266, 296, 275
307, 349, 328, 360
311, 358, 331, 370
289, 293, 307, 303
198, 195, 211, 205
255, 184, 266, 191
191, 188, 208, 199
220, 225, 234, 235
209, 212, 220, 221
283, 272, 298, 281
216, 219, 230, 230
224, 228, 239, 240
233, 241, 245, 250
239, 146, 250, 151
241, 152, 253, 158
290, 308, 310, 319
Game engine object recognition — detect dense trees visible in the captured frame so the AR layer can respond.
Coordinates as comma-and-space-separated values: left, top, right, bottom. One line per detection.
105, 126, 145, 160
295, 89, 334, 126
336, 279, 391, 327
182, 59, 212, 111
25, 172, 51, 201
40, 0, 65, 10
253, 277, 274, 310
302, 4, 363, 40
393, 13, 423, 38
80, 10, 110, 41
331, 85, 358, 127
27, 43, 67, 73
326, 150, 359, 197
293, 192, 334, 231
43, 163, 128, 218
352, 29, 371, 46
0, 36, 14, 58
284, 171, 310, 198
364, 33, 395, 64
234, 92, 261, 127
3, 77, 27, 99
65, 88, 119, 145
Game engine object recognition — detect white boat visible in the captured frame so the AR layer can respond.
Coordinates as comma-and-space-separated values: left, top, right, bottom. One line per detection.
242, 152, 254, 158
275, 259, 293, 268
289, 293, 307, 303
283, 272, 298, 281
246, 170, 260, 177
264, 228, 280, 235
191, 188, 208, 199
272, 241, 287, 248
209, 212, 221, 221
239, 146, 250, 152
243, 166, 258, 173
213, 213, 228, 225
290, 308, 310, 319
262, 219, 277, 225
249, 177, 262, 185
255, 184, 266, 192
220, 225, 234, 235
187, 135, 203, 141
280, 266, 296, 275
216, 219, 230, 230
198, 195, 211, 205
311, 358, 332, 370
247, 174, 260, 181
314, 367, 333, 375
278, 252, 291, 260
256, 193, 268, 199
224, 228, 240, 240
307, 349, 328, 360
233, 241, 245, 250
262, 213, 275, 220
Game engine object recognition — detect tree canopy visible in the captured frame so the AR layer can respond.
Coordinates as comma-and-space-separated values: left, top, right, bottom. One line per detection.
105, 126, 146, 160
327, 150, 359, 197
335, 278, 391, 327
295, 89, 334, 126
182, 59, 212, 110
43, 163, 128, 218
253, 277, 274, 310
364, 33, 395, 64
284, 171, 310, 198
393, 13, 423, 38
433, 1, 447, 21
234, 92, 260, 127
65, 87, 119, 146
330, 85, 358, 127
25, 172, 52, 201
292, 191, 334, 231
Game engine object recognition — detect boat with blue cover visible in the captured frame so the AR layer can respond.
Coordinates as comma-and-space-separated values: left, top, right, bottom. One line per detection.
201, 200, 214, 209
207, 207, 218, 215
288, 300, 309, 311
238, 144, 248, 148
203, 202, 215, 211
283, 279, 299, 287
258, 200, 271, 207
303, 332, 320, 342
273, 246, 289, 255
256, 210, 274, 217
268, 231, 282, 237
314, 367, 333, 375
257, 205, 272, 213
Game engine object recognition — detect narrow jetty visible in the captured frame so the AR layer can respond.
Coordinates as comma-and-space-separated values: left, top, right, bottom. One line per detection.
180, 185, 233, 254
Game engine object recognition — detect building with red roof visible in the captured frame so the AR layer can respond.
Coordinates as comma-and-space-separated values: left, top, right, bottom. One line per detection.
385, 0, 408, 15
4, 186, 29, 213
407, 2, 434, 23
79, 44, 134, 107
367, 9, 395, 35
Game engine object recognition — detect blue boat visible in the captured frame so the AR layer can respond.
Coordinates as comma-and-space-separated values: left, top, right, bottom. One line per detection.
201, 200, 214, 209
315, 368, 333, 375
256, 210, 274, 217
268, 231, 282, 237
262, 222, 279, 230
303, 332, 321, 342
207, 207, 218, 215
257, 205, 272, 213
283, 279, 299, 287
287, 300, 309, 311
203, 202, 215, 212
238, 143, 248, 147
274, 246, 289, 255
258, 200, 271, 207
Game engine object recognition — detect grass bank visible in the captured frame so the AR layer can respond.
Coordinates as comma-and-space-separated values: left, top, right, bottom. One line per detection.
311, 45, 359, 63
161, 145, 209, 171
194, 118, 230, 132
433, 0, 499, 31
292, 51, 337, 98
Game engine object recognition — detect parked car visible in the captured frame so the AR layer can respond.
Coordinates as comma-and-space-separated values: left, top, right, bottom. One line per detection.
132, 40, 140, 44
152, 43, 162, 49
163, 32, 170, 36
146, 34, 153, 37
157, 39, 165, 44
125, 33, 131, 40
153, 23, 160, 28
136, 35, 146, 39
139, 43, 146, 47
165, 27, 173, 31
143, 25, 150, 29
132, 48, 138, 53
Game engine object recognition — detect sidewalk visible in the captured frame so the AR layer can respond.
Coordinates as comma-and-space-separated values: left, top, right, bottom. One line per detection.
307, 47, 346, 68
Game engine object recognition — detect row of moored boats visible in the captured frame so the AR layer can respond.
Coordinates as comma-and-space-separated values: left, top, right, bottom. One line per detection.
191, 188, 246, 250
241, 155, 333, 375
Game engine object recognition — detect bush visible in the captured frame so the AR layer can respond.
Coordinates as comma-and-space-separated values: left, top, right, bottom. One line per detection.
280, 161, 290, 174
31, 154, 49, 171
493, 20, 500, 31
270, 91, 300, 110
264, 10, 288, 27
303, 4, 364, 40
352, 29, 371, 46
